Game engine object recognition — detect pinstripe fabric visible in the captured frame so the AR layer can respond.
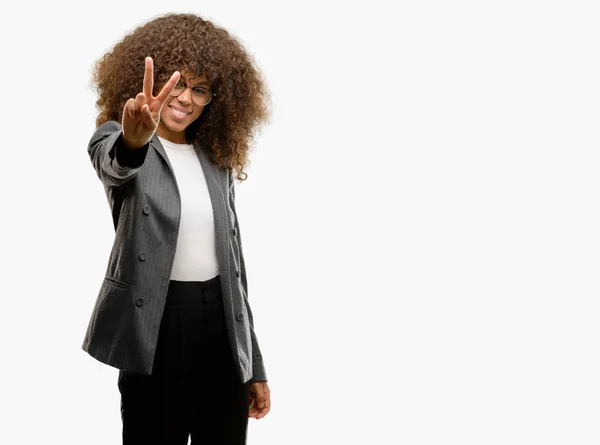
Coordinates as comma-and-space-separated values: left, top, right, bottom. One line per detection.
81, 120, 267, 384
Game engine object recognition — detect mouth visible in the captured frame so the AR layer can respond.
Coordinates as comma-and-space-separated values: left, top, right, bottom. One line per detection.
169, 105, 191, 120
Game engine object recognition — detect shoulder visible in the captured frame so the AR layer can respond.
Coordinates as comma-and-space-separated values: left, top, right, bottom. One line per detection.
89, 121, 123, 147
98, 120, 122, 133
91, 120, 122, 141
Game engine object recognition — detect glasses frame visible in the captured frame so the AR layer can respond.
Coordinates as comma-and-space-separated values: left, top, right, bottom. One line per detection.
169, 79, 217, 106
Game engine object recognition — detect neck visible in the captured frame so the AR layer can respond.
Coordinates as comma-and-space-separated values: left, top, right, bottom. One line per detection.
156, 126, 188, 144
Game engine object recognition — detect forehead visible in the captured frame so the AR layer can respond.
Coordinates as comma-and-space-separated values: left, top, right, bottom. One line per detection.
179, 70, 211, 86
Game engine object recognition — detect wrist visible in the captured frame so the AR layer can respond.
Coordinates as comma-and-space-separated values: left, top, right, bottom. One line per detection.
121, 135, 142, 150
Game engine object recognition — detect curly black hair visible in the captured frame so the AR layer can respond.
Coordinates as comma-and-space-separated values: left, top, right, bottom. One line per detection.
90, 12, 272, 181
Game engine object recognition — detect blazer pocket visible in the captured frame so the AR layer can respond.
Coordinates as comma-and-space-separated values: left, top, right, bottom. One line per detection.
104, 276, 130, 289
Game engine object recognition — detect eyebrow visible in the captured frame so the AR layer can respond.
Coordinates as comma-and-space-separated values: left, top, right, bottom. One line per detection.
180, 78, 211, 87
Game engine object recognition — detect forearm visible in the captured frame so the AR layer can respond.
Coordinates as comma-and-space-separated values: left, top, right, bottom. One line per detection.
88, 121, 149, 188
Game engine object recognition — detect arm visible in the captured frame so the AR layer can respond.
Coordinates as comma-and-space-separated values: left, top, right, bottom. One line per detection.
88, 120, 150, 188
230, 173, 268, 383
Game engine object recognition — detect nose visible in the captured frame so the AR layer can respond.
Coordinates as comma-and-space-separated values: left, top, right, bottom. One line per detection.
177, 86, 193, 104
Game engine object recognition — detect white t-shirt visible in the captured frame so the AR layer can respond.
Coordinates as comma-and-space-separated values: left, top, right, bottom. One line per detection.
158, 136, 219, 281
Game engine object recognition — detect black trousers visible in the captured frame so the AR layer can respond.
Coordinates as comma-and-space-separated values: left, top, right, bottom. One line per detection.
118, 275, 250, 445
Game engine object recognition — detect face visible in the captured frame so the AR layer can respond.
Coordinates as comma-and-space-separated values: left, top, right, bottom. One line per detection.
156, 70, 212, 144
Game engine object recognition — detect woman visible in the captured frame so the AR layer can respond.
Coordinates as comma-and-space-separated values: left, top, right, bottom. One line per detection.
81, 13, 272, 444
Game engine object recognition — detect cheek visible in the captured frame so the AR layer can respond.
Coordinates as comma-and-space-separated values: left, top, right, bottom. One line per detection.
160, 101, 172, 119
191, 107, 204, 121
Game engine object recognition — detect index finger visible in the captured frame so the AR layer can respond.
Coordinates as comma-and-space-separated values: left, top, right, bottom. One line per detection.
143, 56, 154, 98
155, 71, 181, 104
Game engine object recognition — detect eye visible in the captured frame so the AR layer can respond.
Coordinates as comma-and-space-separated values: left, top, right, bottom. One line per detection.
193, 87, 209, 95
174, 80, 186, 89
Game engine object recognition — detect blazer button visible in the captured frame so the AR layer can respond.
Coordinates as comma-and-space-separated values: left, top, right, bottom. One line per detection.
142, 205, 150, 215
135, 297, 144, 307
236, 269, 240, 277
139, 252, 146, 261
233, 226, 237, 236
236, 312, 244, 321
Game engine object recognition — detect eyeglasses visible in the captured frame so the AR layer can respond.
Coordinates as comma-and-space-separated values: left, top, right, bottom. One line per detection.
169, 80, 216, 106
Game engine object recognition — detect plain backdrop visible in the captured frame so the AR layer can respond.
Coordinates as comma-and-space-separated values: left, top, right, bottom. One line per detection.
0, 1, 599, 444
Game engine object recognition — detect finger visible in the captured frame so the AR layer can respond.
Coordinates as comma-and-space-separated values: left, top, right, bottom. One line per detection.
257, 392, 270, 419
141, 104, 155, 128
143, 56, 153, 99
259, 403, 270, 419
257, 393, 265, 410
255, 406, 268, 419
254, 385, 266, 408
155, 71, 180, 103
134, 93, 146, 118
123, 98, 135, 119
258, 394, 269, 412
251, 397, 265, 419
248, 393, 259, 418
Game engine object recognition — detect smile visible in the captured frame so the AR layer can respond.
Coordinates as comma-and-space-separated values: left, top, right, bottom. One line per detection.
169, 106, 190, 119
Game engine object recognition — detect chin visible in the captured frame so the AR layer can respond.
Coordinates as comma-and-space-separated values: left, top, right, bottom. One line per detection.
165, 118, 189, 131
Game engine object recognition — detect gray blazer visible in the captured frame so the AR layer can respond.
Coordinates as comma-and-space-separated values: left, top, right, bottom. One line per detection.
81, 120, 267, 384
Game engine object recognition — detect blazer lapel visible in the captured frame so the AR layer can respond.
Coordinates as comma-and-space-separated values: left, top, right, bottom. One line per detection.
195, 145, 231, 281
149, 133, 175, 177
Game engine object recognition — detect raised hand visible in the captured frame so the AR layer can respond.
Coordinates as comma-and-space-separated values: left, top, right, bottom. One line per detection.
121, 57, 180, 149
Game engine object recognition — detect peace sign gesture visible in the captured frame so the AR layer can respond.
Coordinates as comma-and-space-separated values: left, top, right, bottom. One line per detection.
121, 56, 180, 149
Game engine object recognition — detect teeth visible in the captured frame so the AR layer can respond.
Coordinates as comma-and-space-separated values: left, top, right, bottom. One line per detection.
170, 106, 187, 117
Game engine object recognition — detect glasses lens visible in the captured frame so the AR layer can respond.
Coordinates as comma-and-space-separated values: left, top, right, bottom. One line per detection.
168, 83, 213, 106
169, 82, 185, 97
189, 88, 210, 105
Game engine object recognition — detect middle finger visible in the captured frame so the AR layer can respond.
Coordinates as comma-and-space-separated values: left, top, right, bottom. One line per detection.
155, 71, 181, 104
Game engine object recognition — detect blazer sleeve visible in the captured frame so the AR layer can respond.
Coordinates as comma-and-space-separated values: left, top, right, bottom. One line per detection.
88, 120, 150, 188
229, 172, 268, 383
